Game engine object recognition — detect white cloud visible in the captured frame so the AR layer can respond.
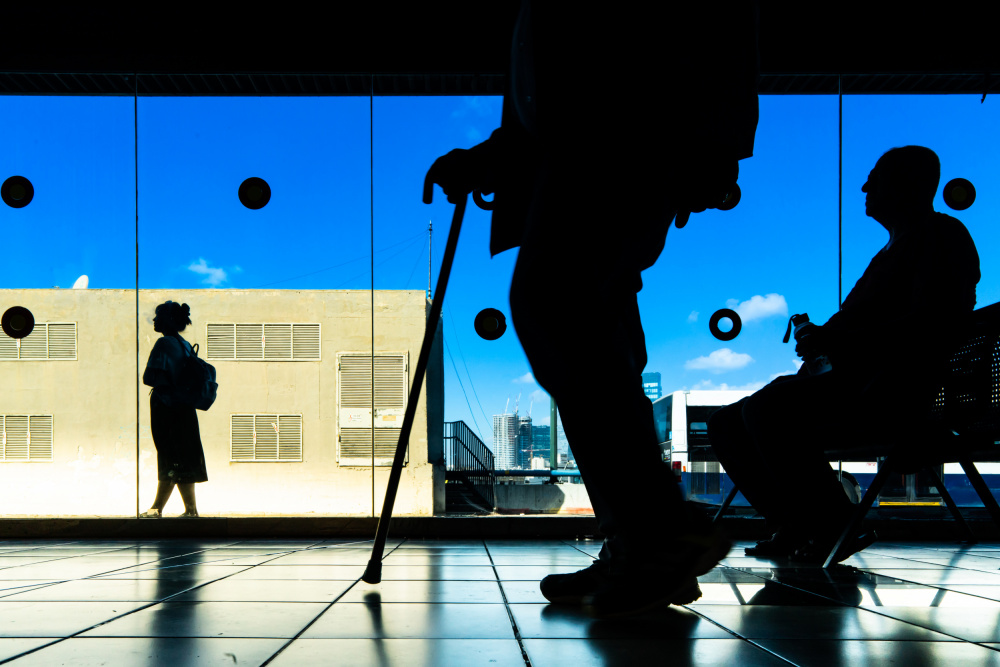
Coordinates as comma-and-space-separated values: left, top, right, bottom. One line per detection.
725, 293, 788, 323
451, 97, 498, 147
188, 258, 228, 287
687, 311, 699, 323
684, 348, 754, 374
513, 372, 535, 384
768, 359, 804, 381
451, 96, 500, 119
688, 379, 766, 392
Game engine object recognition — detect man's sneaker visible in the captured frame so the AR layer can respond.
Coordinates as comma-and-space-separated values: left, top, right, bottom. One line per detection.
539, 560, 608, 604
540, 560, 703, 607
580, 525, 731, 619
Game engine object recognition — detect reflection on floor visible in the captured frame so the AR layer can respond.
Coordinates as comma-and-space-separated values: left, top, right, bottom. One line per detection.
3, 538, 1000, 665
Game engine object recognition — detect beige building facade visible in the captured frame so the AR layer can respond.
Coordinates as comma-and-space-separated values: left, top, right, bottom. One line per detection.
0, 288, 444, 517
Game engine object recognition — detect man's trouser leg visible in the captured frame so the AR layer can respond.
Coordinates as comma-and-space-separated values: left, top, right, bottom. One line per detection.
508, 170, 687, 571
736, 372, 856, 530
708, 398, 791, 529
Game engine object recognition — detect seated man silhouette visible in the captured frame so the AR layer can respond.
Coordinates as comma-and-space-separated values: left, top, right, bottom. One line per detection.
708, 145, 980, 562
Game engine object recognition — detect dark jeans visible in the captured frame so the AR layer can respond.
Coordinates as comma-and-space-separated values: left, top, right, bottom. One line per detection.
508, 164, 690, 570
707, 371, 858, 534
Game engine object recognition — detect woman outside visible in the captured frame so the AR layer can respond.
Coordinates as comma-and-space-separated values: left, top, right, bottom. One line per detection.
140, 301, 207, 518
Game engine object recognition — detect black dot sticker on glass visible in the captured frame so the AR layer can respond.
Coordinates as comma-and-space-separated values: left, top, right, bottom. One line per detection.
238, 177, 271, 210
474, 308, 507, 341
2, 306, 35, 339
1, 176, 34, 208
944, 178, 976, 211
709, 308, 742, 342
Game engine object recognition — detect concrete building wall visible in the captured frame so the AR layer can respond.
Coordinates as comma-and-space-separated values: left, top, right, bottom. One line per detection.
0, 288, 443, 517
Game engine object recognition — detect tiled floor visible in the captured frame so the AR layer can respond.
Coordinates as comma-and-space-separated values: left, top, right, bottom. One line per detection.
3, 538, 1000, 665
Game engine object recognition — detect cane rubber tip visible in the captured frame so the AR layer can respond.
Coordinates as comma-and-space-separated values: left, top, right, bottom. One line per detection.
361, 559, 382, 584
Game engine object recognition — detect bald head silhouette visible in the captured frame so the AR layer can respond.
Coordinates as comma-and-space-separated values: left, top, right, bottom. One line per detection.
862, 145, 940, 232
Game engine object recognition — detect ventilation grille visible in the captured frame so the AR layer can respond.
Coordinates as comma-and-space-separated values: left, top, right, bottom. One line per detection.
337, 353, 409, 466
339, 428, 406, 466
0, 323, 77, 361
1, 415, 53, 461
230, 414, 302, 461
207, 323, 321, 361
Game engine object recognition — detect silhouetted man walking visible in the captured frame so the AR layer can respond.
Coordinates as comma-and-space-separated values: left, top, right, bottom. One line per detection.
427, 1, 760, 616
708, 146, 980, 562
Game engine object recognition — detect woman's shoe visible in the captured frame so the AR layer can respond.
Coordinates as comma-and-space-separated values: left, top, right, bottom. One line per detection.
178, 510, 199, 518
791, 531, 878, 564
744, 530, 807, 559
138, 509, 162, 518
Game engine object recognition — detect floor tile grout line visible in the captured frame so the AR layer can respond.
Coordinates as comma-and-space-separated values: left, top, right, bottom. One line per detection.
0, 539, 424, 594
258, 538, 408, 667
679, 605, 799, 665
716, 564, 990, 646
484, 540, 533, 667
561, 538, 601, 560
0, 546, 320, 665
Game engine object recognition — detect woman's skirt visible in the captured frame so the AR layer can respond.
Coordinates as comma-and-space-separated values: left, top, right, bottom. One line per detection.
150, 395, 208, 483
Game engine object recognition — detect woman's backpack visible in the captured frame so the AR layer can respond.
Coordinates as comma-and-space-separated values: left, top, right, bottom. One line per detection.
174, 337, 218, 411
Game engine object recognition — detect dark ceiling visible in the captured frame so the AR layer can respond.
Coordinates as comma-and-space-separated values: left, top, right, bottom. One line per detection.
1, 3, 997, 96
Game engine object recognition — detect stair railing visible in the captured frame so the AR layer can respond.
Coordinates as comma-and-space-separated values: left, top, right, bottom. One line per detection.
444, 420, 496, 511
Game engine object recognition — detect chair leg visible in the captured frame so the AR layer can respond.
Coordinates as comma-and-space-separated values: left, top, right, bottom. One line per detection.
960, 458, 1000, 526
924, 465, 976, 543
823, 454, 892, 568
714, 483, 739, 523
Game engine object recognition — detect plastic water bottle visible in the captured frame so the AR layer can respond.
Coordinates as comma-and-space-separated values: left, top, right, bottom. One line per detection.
783, 313, 833, 375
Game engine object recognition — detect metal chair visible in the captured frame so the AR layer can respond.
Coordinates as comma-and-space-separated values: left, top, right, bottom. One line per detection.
712, 302, 1000, 568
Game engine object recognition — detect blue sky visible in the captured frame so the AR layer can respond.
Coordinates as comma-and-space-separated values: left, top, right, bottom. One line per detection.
2, 93, 999, 448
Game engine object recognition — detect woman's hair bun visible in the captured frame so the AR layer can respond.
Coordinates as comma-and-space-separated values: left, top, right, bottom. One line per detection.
156, 300, 192, 330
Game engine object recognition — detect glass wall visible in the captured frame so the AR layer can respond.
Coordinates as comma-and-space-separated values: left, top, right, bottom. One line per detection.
4, 82, 998, 517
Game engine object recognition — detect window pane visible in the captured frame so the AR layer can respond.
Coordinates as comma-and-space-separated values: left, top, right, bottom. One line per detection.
0, 91, 137, 516
136, 93, 373, 515
642, 96, 839, 502
843, 95, 1000, 506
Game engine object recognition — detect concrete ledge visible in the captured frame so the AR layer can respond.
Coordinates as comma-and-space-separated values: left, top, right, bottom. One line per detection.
0, 516, 602, 540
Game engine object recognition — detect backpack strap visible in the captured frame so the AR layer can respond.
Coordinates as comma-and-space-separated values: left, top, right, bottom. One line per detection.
170, 333, 192, 357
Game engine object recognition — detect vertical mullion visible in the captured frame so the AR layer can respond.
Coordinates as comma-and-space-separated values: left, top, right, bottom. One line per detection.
370, 74, 375, 514
134, 70, 140, 518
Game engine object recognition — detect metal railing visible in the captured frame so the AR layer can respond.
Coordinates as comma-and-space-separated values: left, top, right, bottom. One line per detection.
444, 421, 496, 511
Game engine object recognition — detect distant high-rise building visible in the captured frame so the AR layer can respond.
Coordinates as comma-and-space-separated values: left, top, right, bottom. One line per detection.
516, 416, 533, 469
530, 425, 551, 464
642, 372, 662, 401
492, 413, 519, 469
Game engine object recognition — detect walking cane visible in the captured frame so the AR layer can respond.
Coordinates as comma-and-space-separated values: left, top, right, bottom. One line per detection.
362, 176, 475, 584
